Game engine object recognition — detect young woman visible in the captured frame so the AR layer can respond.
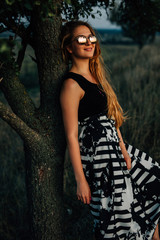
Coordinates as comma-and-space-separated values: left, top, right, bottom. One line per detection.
60, 21, 160, 240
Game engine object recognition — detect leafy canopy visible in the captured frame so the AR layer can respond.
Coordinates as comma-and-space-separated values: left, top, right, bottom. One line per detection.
110, 0, 160, 48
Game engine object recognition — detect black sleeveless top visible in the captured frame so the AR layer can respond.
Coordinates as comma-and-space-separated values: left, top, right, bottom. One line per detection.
63, 72, 108, 121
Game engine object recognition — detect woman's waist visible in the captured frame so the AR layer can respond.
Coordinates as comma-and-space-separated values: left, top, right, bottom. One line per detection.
78, 112, 119, 144
78, 111, 112, 127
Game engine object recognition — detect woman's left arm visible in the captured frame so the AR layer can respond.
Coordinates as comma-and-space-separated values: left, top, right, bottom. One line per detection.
117, 128, 132, 170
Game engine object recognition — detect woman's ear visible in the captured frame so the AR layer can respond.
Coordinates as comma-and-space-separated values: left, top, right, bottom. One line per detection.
66, 46, 72, 54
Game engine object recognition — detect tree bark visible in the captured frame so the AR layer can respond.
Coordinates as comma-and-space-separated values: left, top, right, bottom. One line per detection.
25, 9, 67, 240
24, 3, 67, 239
25, 141, 65, 240
0, 97, 66, 240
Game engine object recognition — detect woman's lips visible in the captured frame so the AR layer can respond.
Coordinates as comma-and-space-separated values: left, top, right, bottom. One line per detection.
84, 48, 93, 51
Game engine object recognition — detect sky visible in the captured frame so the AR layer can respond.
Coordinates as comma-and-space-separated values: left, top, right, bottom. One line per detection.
80, 7, 121, 29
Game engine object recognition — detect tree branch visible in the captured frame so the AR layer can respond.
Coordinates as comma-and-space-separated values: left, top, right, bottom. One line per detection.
0, 16, 34, 48
16, 39, 28, 70
0, 63, 40, 128
0, 101, 39, 143
0, 101, 54, 157
0, 22, 41, 130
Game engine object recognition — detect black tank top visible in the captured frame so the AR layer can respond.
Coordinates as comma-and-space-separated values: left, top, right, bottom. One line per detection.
63, 72, 108, 121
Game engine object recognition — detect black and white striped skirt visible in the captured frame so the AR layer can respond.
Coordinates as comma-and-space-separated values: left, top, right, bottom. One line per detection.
78, 113, 160, 240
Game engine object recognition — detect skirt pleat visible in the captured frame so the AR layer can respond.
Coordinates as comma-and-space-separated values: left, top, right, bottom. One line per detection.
78, 113, 160, 240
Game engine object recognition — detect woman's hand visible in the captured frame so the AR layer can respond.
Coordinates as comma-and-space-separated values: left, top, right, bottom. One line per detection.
124, 155, 132, 170
77, 179, 91, 204
116, 128, 132, 170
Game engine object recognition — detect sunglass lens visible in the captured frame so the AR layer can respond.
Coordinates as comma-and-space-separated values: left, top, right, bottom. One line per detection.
77, 36, 87, 44
76, 35, 97, 44
89, 36, 97, 43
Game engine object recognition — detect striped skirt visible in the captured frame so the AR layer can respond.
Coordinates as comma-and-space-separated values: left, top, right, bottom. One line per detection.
78, 113, 160, 240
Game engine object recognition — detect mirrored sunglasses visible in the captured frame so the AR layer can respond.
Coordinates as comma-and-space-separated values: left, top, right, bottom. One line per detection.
73, 35, 97, 45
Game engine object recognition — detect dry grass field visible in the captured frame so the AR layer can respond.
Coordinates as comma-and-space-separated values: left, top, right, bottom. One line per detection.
103, 40, 160, 160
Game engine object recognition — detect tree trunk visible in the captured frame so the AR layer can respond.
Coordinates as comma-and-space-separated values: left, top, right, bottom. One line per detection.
23, 5, 67, 239
24, 140, 65, 240
0, 2, 67, 239
18, 2, 67, 239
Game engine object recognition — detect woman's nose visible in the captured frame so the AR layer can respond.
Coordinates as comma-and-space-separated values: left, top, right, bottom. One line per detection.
86, 38, 91, 45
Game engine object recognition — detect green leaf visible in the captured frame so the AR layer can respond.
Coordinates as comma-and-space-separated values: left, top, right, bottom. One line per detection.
35, 1, 41, 6
5, 0, 15, 5
0, 42, 9, 53
24, 2, 33, 10
48, 12, 54, 17
63, 0, 71, 4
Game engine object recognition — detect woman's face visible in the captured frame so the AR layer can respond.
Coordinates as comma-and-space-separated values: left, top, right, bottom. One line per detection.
67, 25, 96, 60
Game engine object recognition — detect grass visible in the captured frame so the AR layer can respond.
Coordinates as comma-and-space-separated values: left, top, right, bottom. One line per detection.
0, 117, 29, 240
103, 41, 160, 161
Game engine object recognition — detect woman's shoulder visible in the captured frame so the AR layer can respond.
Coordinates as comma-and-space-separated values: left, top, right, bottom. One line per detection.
63, 72, 82, 83
60, 77, 84, 103
62, 77, 81, 90
63, 72, 87, 91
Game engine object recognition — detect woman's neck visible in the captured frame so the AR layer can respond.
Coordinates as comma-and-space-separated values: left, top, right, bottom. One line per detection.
69, 58, 98, 84
70, 58, 90, 75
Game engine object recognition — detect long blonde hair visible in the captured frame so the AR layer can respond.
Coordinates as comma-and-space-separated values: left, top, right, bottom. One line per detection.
60, 21, 126, 128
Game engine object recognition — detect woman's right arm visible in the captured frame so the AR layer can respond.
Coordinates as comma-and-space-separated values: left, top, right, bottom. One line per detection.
60, 78, 91, 204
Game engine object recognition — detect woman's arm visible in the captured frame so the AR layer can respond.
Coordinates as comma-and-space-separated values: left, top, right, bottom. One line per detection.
117, 128, 132, 170
60, 78, 91, 204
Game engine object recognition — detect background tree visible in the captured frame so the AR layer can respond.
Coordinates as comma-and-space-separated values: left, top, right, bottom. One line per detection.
110, 0, 160, 48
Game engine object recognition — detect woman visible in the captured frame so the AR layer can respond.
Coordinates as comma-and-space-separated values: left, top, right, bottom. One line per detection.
60, 20, 160, 240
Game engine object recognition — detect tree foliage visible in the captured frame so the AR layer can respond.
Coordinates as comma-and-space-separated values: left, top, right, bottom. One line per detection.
110, 0, 160, 48
62, 0, 112, 19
